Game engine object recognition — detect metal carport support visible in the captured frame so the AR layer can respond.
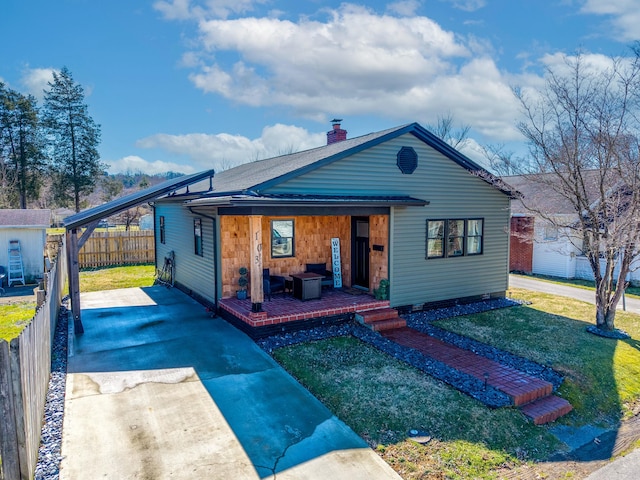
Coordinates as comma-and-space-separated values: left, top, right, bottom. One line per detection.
63, 170, 215, 333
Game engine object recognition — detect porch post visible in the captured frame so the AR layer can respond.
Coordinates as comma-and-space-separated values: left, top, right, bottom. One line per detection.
66, 228, 84, 334
249, 215, 264, 311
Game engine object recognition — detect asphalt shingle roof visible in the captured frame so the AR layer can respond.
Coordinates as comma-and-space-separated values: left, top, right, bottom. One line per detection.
183, 122, 513, 198
504, 172, 603, 215
0, 209, 51, 227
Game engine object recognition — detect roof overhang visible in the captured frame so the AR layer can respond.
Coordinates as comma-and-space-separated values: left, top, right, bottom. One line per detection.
186, 193, 429, 208
63, 169, 215, 230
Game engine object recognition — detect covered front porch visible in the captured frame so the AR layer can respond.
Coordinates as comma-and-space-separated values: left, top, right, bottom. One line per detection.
218, 287, 390, 334
217, 213, 390, 301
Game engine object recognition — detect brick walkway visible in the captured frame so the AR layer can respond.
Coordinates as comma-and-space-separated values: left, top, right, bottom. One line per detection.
382, 327, 555, 408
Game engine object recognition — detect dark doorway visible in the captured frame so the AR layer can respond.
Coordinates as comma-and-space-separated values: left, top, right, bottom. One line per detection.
352, 217, 370, 289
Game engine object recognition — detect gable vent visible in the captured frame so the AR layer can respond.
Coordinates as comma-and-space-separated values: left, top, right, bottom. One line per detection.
397, 146, 418, 174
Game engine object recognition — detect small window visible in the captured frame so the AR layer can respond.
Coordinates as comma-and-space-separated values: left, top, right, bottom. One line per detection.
159, 216, 166, 244
194, 218, 203, 256
467, 219, 483, 255
426, 220, 445, 258
447, 219, 465, 257
544, 225, 558, 241
271, 219, 294, 258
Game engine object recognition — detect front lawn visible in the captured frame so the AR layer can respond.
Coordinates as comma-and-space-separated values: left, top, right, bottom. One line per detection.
79, 264, 155, 292
0, 301, 37, 341
1, 265, 156, 341
273, 287, 640, 479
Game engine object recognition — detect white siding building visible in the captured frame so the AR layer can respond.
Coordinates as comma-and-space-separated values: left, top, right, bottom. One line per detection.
0, 209, 51, 285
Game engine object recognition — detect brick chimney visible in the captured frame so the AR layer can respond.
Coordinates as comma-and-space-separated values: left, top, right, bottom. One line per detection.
327, 119, 347, 145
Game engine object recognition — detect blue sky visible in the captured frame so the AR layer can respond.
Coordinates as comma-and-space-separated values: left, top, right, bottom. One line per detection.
1, 0, 638, 174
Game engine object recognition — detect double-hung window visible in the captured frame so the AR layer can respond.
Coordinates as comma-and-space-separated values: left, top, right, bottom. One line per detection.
467, 219, 483, 255
194, 218, 203, 256
159, 216, 166, 244
271, 219, 294, 258
426, 220, 445, 258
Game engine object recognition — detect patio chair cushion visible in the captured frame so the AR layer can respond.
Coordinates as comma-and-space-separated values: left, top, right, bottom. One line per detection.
263, 268, 286, 300
305, 263, 334, 288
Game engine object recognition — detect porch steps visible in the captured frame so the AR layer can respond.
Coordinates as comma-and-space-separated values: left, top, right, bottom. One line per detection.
520, 395, 573, 425
355, 307, 406, 332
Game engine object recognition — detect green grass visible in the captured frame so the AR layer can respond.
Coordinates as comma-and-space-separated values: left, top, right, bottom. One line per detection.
0, 265, 156, 341
514, 272, 640, 299
273, 287, 640, 479
445, 288, 640, 426
0, 301, 37, 341
79, 264, 155, 292
275, 336, 558, 479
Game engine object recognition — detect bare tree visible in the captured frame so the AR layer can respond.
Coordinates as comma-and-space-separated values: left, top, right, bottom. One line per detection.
481, 143, 529, 176
428, 113, 471, 150
515, 51, 640, 333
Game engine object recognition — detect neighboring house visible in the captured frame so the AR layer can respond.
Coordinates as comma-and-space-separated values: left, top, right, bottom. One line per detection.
504, 173, 640, 284
153, 121, 515, 334
0, 209, 51, 285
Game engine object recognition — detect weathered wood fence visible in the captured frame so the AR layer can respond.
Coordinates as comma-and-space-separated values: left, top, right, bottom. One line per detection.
76, 230, 155, 268
0, 236, 67, 480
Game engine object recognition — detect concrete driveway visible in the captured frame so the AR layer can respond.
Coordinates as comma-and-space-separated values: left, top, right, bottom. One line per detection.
509, 274, 640, 315
60, 286, 399, 479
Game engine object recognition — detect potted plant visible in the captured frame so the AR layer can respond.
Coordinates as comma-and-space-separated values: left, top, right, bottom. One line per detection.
374, 279, 389, 300
237, 267, 249, 299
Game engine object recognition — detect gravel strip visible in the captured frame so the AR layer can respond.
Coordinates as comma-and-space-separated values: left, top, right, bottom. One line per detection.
258, 298, 565, 407
406, 300, 564, 389
35, 303, 69, 480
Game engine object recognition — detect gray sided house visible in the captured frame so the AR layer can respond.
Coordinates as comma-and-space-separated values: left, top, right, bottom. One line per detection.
154, 122, 514, 335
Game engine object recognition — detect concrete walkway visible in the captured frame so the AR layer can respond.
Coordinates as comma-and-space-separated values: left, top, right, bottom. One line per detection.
509, 274, 640, 314
586, 448, 640, 479
60, 286, 399, 479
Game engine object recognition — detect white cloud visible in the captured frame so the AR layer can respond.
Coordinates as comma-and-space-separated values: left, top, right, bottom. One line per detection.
387, 0, 421, 16
444, 0, 486, 12
154, 0, 264, 20
159, 2, 556, 143
183, 6, 533, 135
581, 0, 640, 41
136, 124, 326, 171
20, 67, 56, 100
107, 155, 196, 175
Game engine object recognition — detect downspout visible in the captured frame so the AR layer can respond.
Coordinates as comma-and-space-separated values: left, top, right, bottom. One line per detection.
150, 202, 157, 273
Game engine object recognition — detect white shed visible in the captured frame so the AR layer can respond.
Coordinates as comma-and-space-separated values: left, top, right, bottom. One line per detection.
0, 209, 51, 286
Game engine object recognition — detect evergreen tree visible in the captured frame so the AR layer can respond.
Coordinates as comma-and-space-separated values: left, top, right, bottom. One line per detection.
42, 67, 105, 212
0, 82, 46, 208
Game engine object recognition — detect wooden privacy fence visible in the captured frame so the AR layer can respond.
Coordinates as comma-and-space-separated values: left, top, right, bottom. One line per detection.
77, 230, 155, 268
0, 236, 68, 480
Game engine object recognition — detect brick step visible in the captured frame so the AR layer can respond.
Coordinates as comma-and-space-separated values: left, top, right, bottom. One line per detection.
520, 395, 573, 425
369, 318, 407, 332
508, 381, 554, 406
355, 308, 399, 324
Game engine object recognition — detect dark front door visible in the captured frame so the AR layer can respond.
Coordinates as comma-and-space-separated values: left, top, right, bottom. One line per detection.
352, 217, 370, 289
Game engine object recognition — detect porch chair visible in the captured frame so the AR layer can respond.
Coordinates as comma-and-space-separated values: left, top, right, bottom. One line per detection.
0, 266, 5, 295
305, 263, 334, 288
263, 268, 286, 301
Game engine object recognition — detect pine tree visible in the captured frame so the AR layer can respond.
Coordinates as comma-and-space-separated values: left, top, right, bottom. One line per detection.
42, 67, 105, 212
0, 82, 46, 208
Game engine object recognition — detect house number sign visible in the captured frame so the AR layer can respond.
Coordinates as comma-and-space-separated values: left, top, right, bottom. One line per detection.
331, 237, 343, 288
